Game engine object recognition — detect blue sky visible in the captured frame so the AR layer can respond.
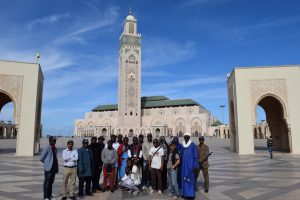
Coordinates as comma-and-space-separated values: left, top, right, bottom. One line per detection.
0, 0, 300, 135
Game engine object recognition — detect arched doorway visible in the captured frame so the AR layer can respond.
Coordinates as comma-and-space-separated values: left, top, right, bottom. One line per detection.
102, 128, 107, 137
0, 92, 16, 152
155, 128, 160, 138
129, 129, 134, 137
256, 95, 290, 152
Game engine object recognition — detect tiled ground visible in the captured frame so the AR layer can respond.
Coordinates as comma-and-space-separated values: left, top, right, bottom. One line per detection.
0, 137, 300, 200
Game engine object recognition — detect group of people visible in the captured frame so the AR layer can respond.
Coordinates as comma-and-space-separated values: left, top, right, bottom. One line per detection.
40, 132, 211, 200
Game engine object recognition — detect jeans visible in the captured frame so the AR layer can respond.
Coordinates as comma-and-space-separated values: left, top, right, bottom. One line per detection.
167, 168, 179, 196
43, 170, 56, 199
142, 160, 151, 187
268, 147, 273, 158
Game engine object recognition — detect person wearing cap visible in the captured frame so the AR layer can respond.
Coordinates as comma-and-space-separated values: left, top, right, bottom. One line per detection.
172, 136, 183, 190
196, 136, 210, 193
181, 132, 198, 199
40, 136, 59, 200
149, 138, 164, 194
61, 140, 78, 200
77, 139, 94, 198
89, 137, 102, 193
141, 133, 153, 189
167, 142, 180, 199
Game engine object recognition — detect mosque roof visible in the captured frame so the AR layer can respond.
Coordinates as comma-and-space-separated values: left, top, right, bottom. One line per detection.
92, 96, 206, 112
211, 120, 223, 126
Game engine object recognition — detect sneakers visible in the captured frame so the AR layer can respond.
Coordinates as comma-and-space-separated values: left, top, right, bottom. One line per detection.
205, 188, 209, 193
61, 197, 67, 200
173, 196, 178, 200
150, 189, 155, 194
158, 190, 162, 195
142, 186, 147, 190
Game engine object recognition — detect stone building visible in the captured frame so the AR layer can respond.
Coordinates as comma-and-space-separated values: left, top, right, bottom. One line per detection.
0, 121, 17, 139
74, 12, 216, 137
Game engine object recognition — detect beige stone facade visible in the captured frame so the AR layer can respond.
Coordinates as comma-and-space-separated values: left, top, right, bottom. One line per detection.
227, 66, 300, 155
0, 60, 43, 156
74, 12, 215, 138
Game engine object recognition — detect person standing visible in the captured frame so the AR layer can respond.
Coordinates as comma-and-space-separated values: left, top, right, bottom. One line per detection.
267, 136, 273, 159
98, 136, 105, 183
160, 136, 168, 190
117, 137, 129, 179
89, 137, 102, 193
61, 140, 78, 200
149, 138, 164, 194
40, 136, 59, 200
142, 133, 153, 189
102, 140, 118, 192
111, 134, 120, 187
167, 142, 180, 200
172, 136, 183, 190
195, 136, 210, 193
77, 139, 94, 198
181, 132, 198, 199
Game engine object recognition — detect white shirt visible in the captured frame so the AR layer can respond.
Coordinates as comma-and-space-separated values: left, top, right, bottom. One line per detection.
62, 148, 78, 167
149, 146, 164, 169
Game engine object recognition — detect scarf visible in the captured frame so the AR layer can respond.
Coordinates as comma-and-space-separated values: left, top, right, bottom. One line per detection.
182, 139, 192, 148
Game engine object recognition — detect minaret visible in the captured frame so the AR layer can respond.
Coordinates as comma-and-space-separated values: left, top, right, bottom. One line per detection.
118, 10, 142, 135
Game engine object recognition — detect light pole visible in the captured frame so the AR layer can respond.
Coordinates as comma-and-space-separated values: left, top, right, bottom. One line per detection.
220, 105, 225, 124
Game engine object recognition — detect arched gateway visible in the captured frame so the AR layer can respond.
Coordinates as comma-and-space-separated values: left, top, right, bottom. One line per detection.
227, 66, 300, 155
0, 60, 43, 156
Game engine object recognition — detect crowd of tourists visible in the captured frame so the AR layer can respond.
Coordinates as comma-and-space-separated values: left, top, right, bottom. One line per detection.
40, 133, 211, 200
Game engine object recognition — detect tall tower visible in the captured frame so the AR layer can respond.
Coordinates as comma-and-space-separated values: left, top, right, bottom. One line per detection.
118, 10, 141, 134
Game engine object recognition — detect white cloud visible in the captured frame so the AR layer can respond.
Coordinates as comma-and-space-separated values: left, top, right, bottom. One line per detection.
27, 13, 71, 29
43, 65, 118, 101
143, 39, 196, 68
54, 6, 120, 45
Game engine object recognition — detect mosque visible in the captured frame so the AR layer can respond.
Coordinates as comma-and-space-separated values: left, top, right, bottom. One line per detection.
74, 11, 216, 138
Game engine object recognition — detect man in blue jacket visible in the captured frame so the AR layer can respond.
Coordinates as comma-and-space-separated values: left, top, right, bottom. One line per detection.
77, 139, 94, 198
40, 136, 59, 200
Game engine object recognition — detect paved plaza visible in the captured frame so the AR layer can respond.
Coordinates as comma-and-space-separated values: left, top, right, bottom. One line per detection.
0, 138, 300, 200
